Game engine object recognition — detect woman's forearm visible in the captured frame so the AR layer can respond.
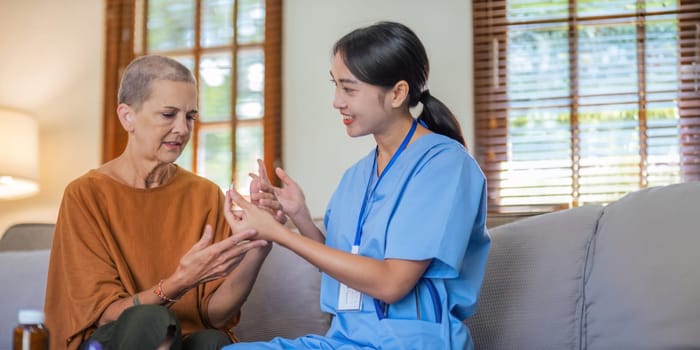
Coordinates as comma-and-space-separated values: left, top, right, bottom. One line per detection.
206, 245, 270, 328
276, 231, 429, 304
98, 278, 184, 326
288, 205, 325, 243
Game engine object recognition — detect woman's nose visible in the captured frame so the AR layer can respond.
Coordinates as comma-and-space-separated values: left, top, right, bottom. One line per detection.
172, 114, 190, 134
332, 89, 346, 110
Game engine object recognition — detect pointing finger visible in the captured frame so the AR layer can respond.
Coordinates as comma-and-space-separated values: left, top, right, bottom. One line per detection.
257, 159, 271, 184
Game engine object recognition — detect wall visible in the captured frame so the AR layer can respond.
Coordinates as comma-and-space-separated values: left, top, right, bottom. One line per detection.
0, 0, 104, 235
283, 0, 474, 217
0, 0, 474, 234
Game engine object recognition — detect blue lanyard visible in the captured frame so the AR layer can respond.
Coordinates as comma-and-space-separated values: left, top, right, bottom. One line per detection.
347, 118, 440, 323
353, 119, 418, 248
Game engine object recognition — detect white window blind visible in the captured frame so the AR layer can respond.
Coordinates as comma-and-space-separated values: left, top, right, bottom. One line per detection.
473, 0, 700, 213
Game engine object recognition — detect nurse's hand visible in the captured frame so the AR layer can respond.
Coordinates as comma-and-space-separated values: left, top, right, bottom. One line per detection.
225, 187, 286, 243
272, 167, 312, 225
249, 159, 287, 224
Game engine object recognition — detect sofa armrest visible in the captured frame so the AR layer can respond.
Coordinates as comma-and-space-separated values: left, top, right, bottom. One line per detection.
0, 249, 51, 347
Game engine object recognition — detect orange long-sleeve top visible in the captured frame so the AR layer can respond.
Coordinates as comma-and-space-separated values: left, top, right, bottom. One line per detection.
44, 166, 239, 349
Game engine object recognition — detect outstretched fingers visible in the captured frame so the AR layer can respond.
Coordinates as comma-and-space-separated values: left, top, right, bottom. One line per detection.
188, 224, 214, 254
275, 167, 297, 188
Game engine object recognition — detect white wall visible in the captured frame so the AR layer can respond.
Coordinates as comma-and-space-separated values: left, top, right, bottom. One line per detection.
0, 0, 474, 234
0, 0, 104, 235
283, 0, 474, 217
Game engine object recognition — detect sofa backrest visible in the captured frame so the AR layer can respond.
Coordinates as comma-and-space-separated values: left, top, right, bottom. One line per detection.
583, 183, 700, 349
234, 244, 331, 341
467, 182, 700, 350
466, 205, 603, 350
0, 223, 54, 252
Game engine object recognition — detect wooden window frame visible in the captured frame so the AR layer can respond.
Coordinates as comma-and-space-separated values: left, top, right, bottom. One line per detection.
102, 0, 282, 184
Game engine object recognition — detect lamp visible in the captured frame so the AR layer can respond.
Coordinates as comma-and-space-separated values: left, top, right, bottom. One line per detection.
0, 108, 39, 199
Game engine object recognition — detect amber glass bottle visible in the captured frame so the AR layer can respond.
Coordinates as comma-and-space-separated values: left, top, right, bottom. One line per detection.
12, 309, 49, 350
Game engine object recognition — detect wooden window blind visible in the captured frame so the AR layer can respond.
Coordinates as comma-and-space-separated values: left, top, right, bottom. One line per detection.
103, 0, 282, 190
473, 0, 700, 214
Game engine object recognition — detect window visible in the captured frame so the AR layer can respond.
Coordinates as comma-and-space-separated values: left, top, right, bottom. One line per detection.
473, 0, 700, 213
103, 0, 281, 191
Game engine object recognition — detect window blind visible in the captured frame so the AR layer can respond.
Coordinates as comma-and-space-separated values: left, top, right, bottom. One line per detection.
473, 0, 700, 213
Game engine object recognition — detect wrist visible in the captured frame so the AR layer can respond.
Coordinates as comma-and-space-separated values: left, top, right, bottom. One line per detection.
290, 207, 313, 228
154, 279, 181, 303
163, 273, 190, 298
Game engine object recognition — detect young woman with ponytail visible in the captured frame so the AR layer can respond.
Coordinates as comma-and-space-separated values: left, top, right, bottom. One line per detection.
223, 21, 490, 349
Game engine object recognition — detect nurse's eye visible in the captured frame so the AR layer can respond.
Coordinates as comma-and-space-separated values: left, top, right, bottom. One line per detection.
161, 112, 176, 118
186, 113, 198, 121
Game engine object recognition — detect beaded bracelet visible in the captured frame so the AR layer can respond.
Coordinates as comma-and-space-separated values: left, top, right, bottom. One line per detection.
154, 279, 179, 303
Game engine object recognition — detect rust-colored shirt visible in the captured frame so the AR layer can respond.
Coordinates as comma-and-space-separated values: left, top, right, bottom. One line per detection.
45, 167, 238, 349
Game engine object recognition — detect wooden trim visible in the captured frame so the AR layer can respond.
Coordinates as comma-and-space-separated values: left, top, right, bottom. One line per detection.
263, 0, 283, 185
230, 0, 239, 182
102, 0, 135, 163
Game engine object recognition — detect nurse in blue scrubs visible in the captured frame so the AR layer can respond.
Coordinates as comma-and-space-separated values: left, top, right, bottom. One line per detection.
223, 21, 490, 350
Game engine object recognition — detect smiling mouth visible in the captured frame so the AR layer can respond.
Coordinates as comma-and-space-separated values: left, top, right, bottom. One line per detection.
342, 115, 354, 125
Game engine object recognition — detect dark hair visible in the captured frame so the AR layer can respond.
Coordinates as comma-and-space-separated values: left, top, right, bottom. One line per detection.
118, 55, 196, 111
333, 21, 465, 146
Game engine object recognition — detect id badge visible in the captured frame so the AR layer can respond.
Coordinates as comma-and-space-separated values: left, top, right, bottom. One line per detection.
337, 283, 362, 310
337, 245, 362, 311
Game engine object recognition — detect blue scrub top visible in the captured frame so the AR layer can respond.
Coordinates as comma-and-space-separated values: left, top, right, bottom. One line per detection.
225, 133, 490, 350
317, 133, 490, 349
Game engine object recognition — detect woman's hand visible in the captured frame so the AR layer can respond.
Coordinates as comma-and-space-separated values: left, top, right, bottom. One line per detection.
225, 187, 287, 243
249, 159, 287, 224
169, 224, 268, 293
272, 167, 312, 224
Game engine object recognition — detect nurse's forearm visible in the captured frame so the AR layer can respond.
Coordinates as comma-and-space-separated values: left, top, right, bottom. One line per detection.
288, 206, 325, 243
292, 216, 325, 243
276, 232, 429, 304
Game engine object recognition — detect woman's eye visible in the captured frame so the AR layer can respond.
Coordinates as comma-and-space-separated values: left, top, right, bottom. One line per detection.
162, 113, 175, 118
186, 114, 198, 121
343, 88, 354, 94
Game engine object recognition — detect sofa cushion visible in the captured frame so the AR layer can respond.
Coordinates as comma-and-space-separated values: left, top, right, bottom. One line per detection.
584, 183, 700, 349
0, 249, 51, 348
466, 205, 603, 350
234, 244, 331, 341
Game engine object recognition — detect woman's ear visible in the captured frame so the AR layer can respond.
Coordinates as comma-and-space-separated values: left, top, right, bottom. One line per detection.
117, 104, 135, 132
389, 80, 410, 108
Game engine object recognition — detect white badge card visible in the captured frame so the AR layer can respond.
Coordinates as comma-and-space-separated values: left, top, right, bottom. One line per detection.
337, 282, 362, 311
337, 244, 362, 311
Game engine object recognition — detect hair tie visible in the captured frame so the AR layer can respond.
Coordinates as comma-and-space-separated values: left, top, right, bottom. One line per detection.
419, 89, 431, 102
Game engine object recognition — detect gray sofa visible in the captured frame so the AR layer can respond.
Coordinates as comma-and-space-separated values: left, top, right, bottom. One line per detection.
1, 182, 699, 349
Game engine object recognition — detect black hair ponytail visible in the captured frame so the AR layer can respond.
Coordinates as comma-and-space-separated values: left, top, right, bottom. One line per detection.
333, 21, 466, 146
418, 90, 465, 146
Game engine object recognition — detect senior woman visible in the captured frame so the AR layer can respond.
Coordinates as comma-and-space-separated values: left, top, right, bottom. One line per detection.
45, 55, 279, 350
